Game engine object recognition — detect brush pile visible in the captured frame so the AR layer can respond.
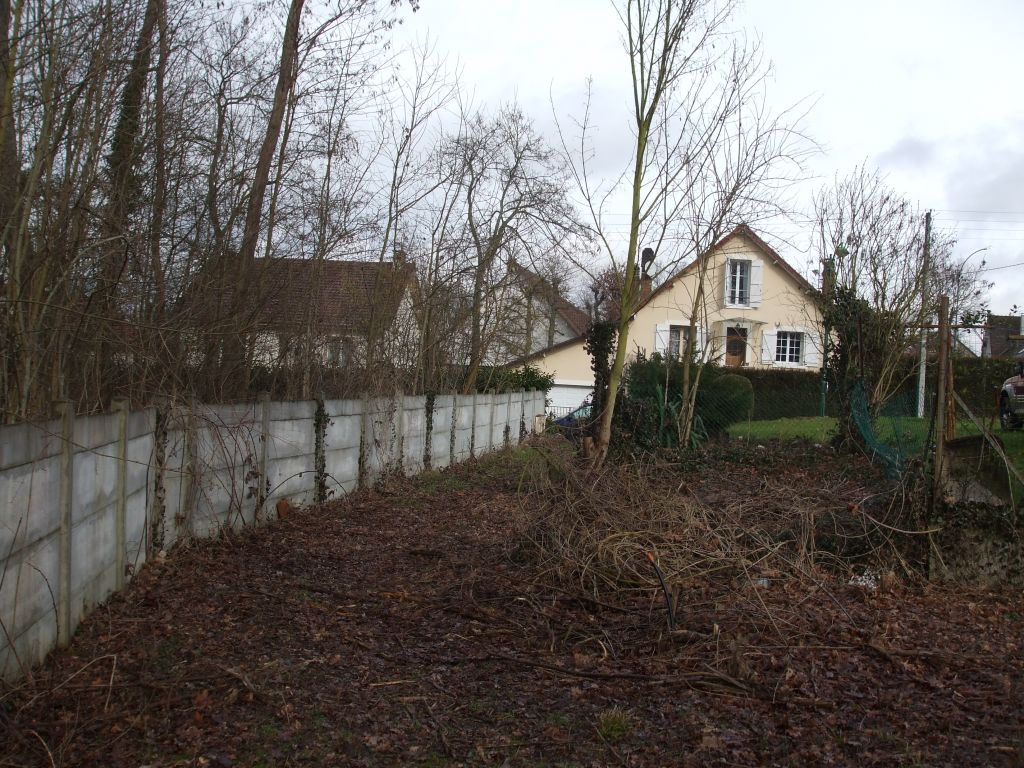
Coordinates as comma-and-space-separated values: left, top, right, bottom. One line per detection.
521, 441, 925, 597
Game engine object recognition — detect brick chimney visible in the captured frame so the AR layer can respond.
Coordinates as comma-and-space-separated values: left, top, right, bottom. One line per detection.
640, 274, 653, 301
639, 246, 655, 302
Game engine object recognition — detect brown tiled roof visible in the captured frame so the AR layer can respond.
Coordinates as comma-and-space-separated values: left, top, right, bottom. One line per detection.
508, 261, 591, 335
189, 258, 416, 336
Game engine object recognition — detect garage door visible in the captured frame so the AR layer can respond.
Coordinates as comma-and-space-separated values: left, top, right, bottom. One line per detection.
548, 383, 593, 412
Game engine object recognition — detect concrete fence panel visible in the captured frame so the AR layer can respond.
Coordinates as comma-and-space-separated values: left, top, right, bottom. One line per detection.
431, 395, 455, 470
0, 389, 541, 682
265, 400, 317, 513
401, 395, 427, 475
323, 399, 361, 496
453, 395, 475, 462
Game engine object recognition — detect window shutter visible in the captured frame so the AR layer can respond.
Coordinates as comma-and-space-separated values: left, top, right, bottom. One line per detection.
654, 323, 669, 355
803, 330, 822, 367
723, 260, 731, 305
750, 261, 763, 306
761, 330, 777, 364
696, 326, 708, 357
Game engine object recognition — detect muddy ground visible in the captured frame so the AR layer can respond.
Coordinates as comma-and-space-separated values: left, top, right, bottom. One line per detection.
2, 440, 1022, 767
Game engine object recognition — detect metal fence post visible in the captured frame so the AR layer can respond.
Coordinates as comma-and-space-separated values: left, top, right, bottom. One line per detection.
112, 397, 129, 590
932, 294, 950, 509
54, 400, 74, 648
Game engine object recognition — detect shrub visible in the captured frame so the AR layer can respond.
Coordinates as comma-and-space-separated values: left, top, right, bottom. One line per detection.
614, 354, 752, 448
476, 364, 554, 394
698, 372, 754, 436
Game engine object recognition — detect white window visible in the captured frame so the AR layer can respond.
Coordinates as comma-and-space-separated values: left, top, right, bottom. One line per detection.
727, 259, 751, 305
668, 324, 690, 359
775, 331, 803, 364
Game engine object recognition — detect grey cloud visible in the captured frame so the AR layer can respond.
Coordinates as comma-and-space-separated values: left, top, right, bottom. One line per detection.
877, 137, 936, 171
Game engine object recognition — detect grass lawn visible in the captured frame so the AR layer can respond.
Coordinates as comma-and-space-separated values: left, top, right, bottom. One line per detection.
728, 415, 836, 443
728, 415, 1024, 481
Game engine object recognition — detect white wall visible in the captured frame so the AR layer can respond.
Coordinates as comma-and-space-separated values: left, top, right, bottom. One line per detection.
0, 390, 546, 682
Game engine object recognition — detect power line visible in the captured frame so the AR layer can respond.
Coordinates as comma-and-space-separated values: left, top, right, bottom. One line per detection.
977, 260, 1024, 272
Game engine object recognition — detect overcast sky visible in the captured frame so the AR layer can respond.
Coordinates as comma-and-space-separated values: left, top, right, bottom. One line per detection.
394, 0, 1023, 315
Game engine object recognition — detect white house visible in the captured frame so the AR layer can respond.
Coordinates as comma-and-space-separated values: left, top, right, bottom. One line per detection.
523, 225, 824, 409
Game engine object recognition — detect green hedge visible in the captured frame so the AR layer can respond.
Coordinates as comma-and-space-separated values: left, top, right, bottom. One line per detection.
739, 358, 1019, 423
739, 368, 833, 421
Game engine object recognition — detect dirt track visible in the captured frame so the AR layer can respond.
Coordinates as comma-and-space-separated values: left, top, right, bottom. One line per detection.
2, 443, 1023, 767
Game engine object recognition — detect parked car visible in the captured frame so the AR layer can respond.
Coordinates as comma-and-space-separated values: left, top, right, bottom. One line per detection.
999, 360, 1024, 431
550, 399, 593, 438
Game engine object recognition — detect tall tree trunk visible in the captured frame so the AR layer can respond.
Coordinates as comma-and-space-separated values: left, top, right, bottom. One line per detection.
221, 0, 305, 390
592, 121, 648, 466
237, 0, 304, 267
0, 0, 22, 248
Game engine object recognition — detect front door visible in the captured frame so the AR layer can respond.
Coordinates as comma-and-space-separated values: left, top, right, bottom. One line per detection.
725, 327, 747, 367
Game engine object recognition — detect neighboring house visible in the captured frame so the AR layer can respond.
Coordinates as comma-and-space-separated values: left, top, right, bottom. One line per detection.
982, 313, 1024, 358
522, 225, 823, 409
192, 255, 420, 369
484, 259, 591, 365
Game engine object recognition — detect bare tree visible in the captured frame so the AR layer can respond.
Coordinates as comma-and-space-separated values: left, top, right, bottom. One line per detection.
814, 166, 932, 414
439, 106, 579, 393
559, 0, 807, 462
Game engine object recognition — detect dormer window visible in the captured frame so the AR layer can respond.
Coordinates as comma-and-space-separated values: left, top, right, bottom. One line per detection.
727, 259, 751, 305
724, 257, 762, 307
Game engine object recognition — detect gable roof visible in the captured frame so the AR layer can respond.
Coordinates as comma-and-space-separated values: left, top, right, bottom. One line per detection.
636, 224, 816, 313
511, 224, 815, 366
186, 257, 416, 336
508, 260, 591, 335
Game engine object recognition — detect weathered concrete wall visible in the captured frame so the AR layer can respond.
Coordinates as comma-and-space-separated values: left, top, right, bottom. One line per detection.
323, 399, 361, 496
0, 405, 154, 681
431, 395, 455, 470
0, 390, 546, 681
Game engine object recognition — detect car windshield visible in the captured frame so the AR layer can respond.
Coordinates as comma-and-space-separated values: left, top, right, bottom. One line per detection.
571, 404, 592, 420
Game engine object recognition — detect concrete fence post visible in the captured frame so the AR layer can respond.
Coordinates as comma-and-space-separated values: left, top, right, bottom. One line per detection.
394, 391, 405, 476
358, 393, 370, 489
423, 393, 435, 471
112, 397, 129, 590
519, 389, 528, 442
449, 391, 458, 467
314, 397, 327, 505
486, 389, 497, 455
151, 397, 169, 554
504, 391, 512, 448
182, 400, 199, 540
54, 399, 74, 648
256, 392, 270, 522
469, 391, 478, 458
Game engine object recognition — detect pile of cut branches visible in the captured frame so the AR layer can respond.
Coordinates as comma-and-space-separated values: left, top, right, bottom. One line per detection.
521, 446, 928, 599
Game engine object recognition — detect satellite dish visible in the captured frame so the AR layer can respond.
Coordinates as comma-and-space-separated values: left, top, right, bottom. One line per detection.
641, 247, 655, 277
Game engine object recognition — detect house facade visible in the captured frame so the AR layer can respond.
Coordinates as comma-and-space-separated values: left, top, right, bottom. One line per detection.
525, 226, 824, 409
243, 256, 420, 369
483, 259, 590, 366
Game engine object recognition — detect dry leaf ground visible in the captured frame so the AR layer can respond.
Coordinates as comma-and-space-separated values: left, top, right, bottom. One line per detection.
1, 439, 1022, 767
